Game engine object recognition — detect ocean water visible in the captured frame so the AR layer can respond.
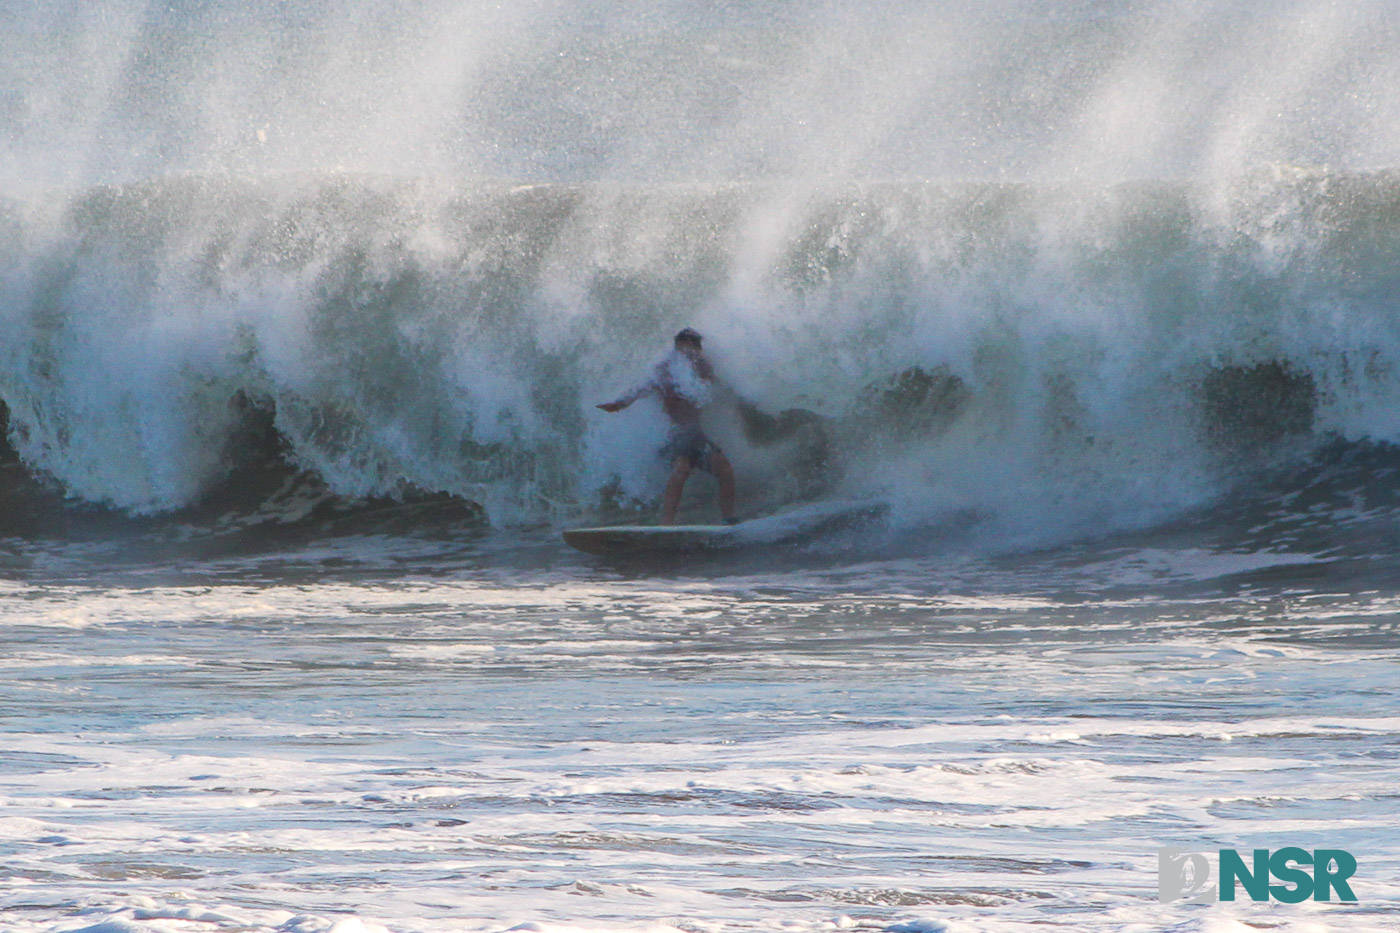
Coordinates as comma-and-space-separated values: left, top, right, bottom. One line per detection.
3, 1, 1400, 931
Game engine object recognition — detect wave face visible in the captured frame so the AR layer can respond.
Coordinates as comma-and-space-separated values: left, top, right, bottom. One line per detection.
3, 2, 1400, 545
2, 171, 1400, 539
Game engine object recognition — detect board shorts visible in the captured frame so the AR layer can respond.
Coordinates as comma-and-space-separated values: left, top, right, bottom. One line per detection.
659, 427, 723, 473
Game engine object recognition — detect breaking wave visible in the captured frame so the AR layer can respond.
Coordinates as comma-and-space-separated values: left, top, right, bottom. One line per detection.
1, 168, 1400, 550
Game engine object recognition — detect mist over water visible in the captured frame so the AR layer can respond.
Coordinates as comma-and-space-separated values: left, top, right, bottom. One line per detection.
2, 1, 1400, 538
7, 1, 1400, 186
6, 6, 1400, 933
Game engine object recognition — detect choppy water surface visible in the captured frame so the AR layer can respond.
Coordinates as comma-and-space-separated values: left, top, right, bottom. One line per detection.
6, 0, 1400, 930
2, 526, 1398, 933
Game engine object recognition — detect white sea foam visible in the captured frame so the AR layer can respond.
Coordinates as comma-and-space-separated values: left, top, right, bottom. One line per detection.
2, 569, 1397, 932
2, 3, 1399, 932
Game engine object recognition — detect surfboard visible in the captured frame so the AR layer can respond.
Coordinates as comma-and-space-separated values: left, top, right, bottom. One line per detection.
562, 499, 886, 556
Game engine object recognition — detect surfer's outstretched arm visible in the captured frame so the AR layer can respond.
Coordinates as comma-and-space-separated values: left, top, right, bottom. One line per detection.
597, 371, 660, 412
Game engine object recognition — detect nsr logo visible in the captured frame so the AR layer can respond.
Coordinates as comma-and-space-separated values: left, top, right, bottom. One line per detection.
1159, 848, 1358, 903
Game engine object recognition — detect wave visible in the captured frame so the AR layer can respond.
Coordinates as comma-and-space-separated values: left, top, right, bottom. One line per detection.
2, 169, 1400, 549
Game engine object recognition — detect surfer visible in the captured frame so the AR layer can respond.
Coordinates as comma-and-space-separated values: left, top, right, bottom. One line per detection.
598, 328, 738, 525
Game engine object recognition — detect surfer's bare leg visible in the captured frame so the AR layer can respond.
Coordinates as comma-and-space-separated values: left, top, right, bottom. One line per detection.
661, 458, 692, 525
712, 450, 737, 522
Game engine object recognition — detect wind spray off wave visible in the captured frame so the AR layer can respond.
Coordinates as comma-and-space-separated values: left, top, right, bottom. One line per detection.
2, 169, 1400, 544
6, 7, 1400, 933
1, 2, 1400, 548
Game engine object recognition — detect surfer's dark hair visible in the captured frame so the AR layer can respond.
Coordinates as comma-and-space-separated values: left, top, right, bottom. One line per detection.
674, 327, 703, 345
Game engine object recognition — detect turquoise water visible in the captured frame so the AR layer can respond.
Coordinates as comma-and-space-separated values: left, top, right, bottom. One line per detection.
4, 2, 1400, 930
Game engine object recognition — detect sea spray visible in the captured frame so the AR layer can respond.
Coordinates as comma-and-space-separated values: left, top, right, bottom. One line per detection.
4, 1, 1400, 539
0, 172, 1397, 539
